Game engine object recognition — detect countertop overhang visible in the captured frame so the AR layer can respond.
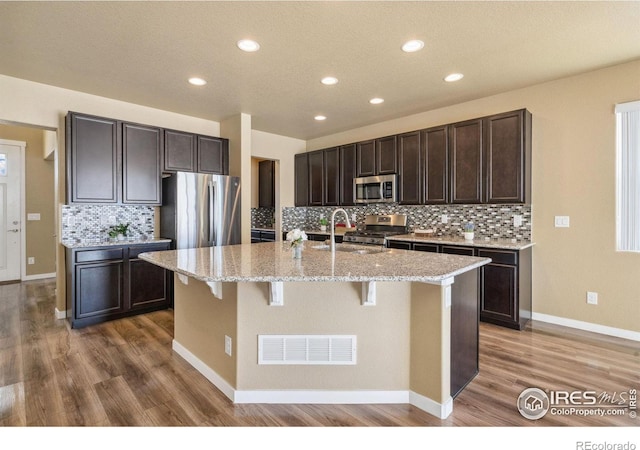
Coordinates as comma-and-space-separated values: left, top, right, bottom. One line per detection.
139, 241, 491, 285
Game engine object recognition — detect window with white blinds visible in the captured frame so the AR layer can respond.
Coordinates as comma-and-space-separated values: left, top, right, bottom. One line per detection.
616, 100, 640, 252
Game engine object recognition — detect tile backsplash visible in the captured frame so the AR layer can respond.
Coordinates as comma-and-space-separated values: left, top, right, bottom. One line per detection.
61, 204, 155, 245
251, 207, 275, 229
283, 203, 532, 241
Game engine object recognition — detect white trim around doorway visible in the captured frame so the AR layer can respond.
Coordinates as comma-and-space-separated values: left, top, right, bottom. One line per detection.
0, 138, 26, 282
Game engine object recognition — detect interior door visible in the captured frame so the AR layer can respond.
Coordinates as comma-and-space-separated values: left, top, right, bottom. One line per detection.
0, 140, 23, 282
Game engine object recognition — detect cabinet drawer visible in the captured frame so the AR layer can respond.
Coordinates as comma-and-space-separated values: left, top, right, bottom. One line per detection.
477, 249, 517, 265
251, 230, 261, 239
75, 248, 124, 263
129, 244, 170, 259
413, 243, 439, 253
441, 245, 474, 256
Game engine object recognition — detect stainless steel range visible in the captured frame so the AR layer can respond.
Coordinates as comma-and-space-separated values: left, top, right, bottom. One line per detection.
343, 214, 408, 245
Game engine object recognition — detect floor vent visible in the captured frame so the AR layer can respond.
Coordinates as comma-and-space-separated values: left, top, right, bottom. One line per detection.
258, 335, 357, 365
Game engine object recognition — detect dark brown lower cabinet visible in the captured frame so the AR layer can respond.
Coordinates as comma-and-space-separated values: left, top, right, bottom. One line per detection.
478, 247, 532, 330
66, 242, 172, 328
386, 239, 532, 331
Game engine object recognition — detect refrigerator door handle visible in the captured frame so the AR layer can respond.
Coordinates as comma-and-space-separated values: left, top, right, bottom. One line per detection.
209, 181, 215, 245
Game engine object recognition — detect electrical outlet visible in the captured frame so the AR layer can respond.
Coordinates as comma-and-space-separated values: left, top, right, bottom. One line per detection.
513, 215, 523, 227
555, 216, 570, 228
441, 214, 448, 224
28, 257, 35, 265
225, 335, 232, 356
587, 292, 598, 305
108, 216, 117, 225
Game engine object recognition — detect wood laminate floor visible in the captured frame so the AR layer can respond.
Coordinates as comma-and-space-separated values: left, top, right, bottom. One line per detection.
0, 279, 638, 427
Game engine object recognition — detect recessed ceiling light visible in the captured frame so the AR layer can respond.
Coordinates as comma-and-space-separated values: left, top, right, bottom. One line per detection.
321, 76, 339, 86
237, 39, 260, 52
402, 39, 424, 53
188, 77, 207, 86
314, 115, 327, 121
369, 98, 384, 105
444, 73, 464, 82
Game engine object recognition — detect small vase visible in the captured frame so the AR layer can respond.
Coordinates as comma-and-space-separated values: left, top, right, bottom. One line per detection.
117, 234, 125, 241
320, 225, 327, 232
292, 245, 302, 259
464, 232, 474, 241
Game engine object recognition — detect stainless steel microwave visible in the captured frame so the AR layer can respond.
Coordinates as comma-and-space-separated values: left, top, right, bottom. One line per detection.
353, 174, 397, 204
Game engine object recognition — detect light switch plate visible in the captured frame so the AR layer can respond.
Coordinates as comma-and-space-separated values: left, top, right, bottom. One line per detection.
587, 291, 598, 305
27, 213, 41, 221
555, 216, 570, 227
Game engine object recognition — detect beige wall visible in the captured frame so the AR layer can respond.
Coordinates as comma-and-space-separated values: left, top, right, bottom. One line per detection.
0, 124, 56, 276
308, 60, 640, 333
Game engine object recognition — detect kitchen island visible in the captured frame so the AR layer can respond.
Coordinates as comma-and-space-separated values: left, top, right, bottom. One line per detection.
139, 242, 490, 419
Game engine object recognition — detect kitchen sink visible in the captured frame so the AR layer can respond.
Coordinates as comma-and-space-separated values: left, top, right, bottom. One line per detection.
311, 244, 389, 255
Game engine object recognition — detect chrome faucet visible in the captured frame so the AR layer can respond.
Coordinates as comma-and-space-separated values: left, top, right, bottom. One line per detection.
330, 208, 351, 254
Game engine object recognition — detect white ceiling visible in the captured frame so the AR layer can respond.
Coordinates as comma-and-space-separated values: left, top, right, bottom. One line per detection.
1, 1, 639, 140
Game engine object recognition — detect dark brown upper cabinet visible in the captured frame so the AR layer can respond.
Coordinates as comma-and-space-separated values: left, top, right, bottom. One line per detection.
164, 131, 228, 175
397, 131, 422, 205
340, 143, 357, 205
450, 119, 483, 204
164, 129, 196, 172
197, 135, 228, 174
376, 135, 398, 175
67, 112, 120, 204
356, 140, 376, 177
423, 125, 449, 204
294, 152, 309, 207
356, 137, 397, 177
122, 122, 162, 205
258, 160, 275, 208
324, 147, 340, 206
308, 150, 325, 206
484, 109, 532, 204
67, 112, 161, 205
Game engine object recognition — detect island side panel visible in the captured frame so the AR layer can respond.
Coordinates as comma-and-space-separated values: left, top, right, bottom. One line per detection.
235, 281, 412, 391
173, 274, 238, 388
410, 282, 451, 405
450, 268, 480, 398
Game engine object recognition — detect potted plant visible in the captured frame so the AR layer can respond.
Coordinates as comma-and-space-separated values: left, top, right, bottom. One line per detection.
463, 222, 475, 241
108, 223, 130, 241
319, 216, 328, 232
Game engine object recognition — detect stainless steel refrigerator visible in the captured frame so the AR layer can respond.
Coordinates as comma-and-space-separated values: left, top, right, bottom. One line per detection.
160, 172, 241, 249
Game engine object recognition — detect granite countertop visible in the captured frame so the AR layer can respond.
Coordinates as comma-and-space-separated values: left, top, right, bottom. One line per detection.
285, 227, 355, 236
251, 227, 275, 232
62, 237, 172, 249
139, 241, 490, 284
386, 234, 535, 250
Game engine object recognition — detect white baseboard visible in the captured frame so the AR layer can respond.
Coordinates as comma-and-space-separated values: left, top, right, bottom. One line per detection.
172, 338, 450, 418
532, 312, 640, 342
55, 308, 68, 320
22, 272, 56, 281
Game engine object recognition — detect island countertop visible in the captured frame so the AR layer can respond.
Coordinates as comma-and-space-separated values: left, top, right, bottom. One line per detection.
139, 241, 491, 285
